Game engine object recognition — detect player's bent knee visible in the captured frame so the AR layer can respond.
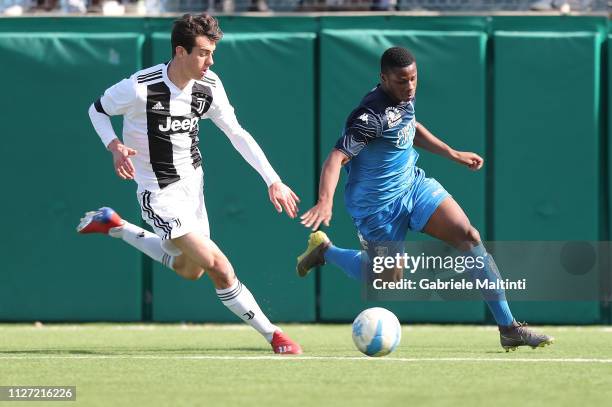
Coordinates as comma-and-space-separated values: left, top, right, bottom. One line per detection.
195, 242, 226, 271
198, 252, 228, 274
180, 265, 205, 281
172, 257, 205, 281
187, 270, 205, 281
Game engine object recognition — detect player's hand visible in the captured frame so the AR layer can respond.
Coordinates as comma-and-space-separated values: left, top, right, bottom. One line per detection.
108, 139, 137, 180
452, 151, 483, 171
268, 182, 300, 219
300, 200, 333, 231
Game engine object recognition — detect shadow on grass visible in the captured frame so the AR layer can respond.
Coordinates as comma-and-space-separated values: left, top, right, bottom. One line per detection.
0, 347, 267, 356
0, 349, 101, 355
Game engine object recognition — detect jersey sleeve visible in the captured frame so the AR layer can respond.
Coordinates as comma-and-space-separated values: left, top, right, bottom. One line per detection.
206, 76, 235, 126
334, 108, 382, 158
96, 77, 137, 116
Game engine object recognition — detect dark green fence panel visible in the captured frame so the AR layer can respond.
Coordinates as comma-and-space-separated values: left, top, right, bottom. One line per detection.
607, 34, 612, 325
318, 29, 487, 322
610, 35, 612, 239
150, 32, 317, 322
493, 31, 603, 324
0, 33, 145, 321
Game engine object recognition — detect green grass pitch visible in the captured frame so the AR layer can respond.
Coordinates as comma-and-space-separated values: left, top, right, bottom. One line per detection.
1, 324, 612, 406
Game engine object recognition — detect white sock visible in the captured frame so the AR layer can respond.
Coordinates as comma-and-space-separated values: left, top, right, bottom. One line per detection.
111, 222, 174, 269
216, 279, 278, 343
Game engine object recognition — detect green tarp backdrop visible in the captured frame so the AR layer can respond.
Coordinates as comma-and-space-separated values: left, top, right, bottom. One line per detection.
0, 16, 609, 324
492, 31, 603, 323
0, 33, 145, 321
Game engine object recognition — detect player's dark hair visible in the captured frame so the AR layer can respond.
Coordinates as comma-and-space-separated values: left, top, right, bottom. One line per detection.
380, 47, 416, 74
171, 14, 223, 56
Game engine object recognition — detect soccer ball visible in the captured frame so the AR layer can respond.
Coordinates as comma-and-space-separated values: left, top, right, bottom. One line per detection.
351, 307, 401, 357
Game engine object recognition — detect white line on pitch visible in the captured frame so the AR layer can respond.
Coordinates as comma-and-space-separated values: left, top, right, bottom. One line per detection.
1, 355, 611, 363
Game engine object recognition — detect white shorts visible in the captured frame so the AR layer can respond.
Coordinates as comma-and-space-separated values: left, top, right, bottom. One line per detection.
137, 167, 209, 256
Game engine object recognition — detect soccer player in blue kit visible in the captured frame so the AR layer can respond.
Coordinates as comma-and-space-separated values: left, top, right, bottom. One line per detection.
297, 46, 553, 351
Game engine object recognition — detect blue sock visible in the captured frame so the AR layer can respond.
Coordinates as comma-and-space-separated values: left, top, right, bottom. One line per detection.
324, 245, 364, 281
466, 244, 515, 326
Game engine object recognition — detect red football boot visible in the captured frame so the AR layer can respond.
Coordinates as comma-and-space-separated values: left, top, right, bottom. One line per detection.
271, 331, 303, 355
77, 207, 124, 235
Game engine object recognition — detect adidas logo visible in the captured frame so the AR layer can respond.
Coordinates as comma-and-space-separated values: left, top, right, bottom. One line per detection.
152, 101, 164, 110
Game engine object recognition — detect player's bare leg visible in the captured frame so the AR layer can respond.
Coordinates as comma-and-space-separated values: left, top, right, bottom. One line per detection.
171, 233, 302, 354
171, 233, 235, 288
421, 197, 480, 251
169, 255, 205, 281
423, 197, 553, 351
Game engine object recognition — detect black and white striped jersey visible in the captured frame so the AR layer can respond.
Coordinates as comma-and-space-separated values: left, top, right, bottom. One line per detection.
94, 62, 256, 191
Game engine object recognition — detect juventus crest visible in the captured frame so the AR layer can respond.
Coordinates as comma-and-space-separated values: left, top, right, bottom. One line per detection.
191, 89, 213, 117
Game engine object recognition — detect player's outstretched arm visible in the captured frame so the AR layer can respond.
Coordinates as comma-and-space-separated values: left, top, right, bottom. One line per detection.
301, 149, 349, 231
414, 122, 483, 171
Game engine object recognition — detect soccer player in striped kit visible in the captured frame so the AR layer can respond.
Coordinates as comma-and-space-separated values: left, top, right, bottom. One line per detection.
79, 14, 302, 354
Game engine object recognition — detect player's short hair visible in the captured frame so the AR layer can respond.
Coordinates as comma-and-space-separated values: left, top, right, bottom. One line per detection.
171, 14, 223, 56
380, 47, 416, 74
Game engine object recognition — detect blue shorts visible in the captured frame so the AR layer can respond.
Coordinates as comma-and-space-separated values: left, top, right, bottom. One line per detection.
353, 168, 450, 256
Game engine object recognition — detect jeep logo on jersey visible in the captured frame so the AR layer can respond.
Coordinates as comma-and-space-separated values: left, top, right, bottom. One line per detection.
159, 117, 199, 133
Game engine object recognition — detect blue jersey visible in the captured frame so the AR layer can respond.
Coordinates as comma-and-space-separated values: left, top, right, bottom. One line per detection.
335, 85, 419, 219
